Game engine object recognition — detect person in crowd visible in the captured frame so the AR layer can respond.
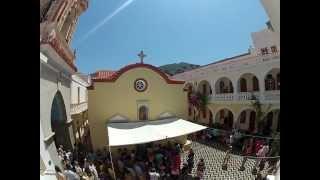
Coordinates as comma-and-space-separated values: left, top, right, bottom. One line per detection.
88, 161, 99, 180
149, 168, 160, 180
74, 161, 84, 178
130, 150, 136, 160
222, 145, 232, 170
155, 151, 164, 169
196, 158, 205, 179
64, 164, 80, 180
253, 142, 269, 174
83, 158, 90, 170
159, 162, 166, 179
187, 148, 195, 172
123, 167, 133, 180
82, 167, 95, 180
133, 161, 145, 180
181, 163, 189, 177
55, 165, 66, 180
239, 138, 253, 171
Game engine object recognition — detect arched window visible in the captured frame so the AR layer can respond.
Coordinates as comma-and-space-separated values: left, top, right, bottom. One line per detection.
276, 73, 280, 90
138, 106, 148, 120
253, 76, 259, 91
265, 74, 275, 91
240, 78, 247, 92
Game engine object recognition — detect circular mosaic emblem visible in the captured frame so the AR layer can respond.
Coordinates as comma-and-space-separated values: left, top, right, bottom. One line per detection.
134, 79, 148, 92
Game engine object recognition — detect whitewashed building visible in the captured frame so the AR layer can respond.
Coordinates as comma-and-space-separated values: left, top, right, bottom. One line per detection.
40, 0, 89, 179
70, 73, 91, 150
173, 24, 280, 134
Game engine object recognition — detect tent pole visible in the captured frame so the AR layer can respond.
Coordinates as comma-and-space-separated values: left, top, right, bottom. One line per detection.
108, 145, 116, 180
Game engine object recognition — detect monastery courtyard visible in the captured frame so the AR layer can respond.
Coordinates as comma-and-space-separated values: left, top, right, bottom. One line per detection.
181, 141, 270, 180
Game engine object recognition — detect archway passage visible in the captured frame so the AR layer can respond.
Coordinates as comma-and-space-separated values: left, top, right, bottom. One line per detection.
215, 77, 234, 94
262, 110, 280, 136
265, 68, 280, 91
215, 109, 234, 130
237, 109, 256, 133
238, 73, 260, 92
51, 91, 72, 151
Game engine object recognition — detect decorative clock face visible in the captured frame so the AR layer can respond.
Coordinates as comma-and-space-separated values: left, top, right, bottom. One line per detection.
134, 79, 148, 92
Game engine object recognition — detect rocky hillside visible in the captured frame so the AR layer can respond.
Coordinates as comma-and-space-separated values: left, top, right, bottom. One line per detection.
159, 62, 200, 76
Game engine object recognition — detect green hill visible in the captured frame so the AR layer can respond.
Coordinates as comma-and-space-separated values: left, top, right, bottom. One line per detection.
159, 62, 200, 76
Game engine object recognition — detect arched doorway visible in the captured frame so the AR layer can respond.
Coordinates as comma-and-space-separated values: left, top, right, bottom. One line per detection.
215, 108, 234, 130
51, 91, 72, 151
215, 77, 234, 94
237, 109, 256, 133
138, 106, 148, 120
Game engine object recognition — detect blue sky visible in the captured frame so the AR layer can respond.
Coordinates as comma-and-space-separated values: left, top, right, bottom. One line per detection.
71, 0, 268, 74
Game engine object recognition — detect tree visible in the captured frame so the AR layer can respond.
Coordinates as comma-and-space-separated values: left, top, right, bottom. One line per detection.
189, 91, 209, 122
251, 95, 272, 135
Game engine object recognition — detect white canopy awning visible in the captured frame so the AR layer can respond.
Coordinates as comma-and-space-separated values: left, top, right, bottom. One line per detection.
107, 118, 207, 146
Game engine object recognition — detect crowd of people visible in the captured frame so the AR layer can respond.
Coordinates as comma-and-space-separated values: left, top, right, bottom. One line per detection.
53, 128, 279, 180
54, 141, 206, 180
193, 128, 280, 176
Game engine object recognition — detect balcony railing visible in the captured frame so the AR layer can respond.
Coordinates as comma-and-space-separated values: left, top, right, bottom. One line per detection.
212, 93, 234, 101
264, 90, 280, 101
71, 102, 88, 115
209, 91, 279, 102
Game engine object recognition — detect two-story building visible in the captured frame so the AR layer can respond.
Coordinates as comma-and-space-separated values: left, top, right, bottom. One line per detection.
173, 25, 280, 136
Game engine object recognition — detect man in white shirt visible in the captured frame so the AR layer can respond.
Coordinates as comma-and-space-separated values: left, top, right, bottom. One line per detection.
88, 161, 99, 180
149, 168, 160, 180
64, 164, 80, 180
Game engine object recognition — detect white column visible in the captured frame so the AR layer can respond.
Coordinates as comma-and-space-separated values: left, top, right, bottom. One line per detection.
210, 80, 215, 97
232, 78, 238, 101
258, 74, 265, 101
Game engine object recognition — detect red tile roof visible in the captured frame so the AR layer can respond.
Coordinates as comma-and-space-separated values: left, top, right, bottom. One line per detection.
90, 63, 185, 87
91, 70, 117, 80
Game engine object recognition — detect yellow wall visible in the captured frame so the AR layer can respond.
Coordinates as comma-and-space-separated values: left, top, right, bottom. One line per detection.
88, 67, 188, 150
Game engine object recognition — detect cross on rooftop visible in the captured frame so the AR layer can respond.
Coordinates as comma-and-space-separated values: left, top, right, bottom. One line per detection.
138, 50, 146, 64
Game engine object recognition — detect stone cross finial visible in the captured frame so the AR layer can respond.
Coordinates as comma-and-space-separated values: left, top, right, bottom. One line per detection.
138, 50, 146, 64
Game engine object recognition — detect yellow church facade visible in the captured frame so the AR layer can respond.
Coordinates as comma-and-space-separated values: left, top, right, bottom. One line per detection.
88, 63, 188, 150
